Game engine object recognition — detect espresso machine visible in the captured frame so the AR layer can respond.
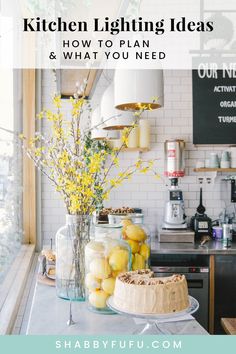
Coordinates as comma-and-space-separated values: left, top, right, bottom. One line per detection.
159, 140, 195, 242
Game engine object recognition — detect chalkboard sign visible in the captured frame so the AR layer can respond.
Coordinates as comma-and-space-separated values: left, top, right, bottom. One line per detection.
192, 70, 236, 144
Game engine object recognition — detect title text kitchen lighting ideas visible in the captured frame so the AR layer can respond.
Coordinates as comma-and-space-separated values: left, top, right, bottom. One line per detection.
23, 17, 214, 35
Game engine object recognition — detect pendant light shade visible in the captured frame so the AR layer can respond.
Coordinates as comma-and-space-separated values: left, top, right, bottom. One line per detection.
106, 130, 119, 140
91, 107, 118, 140
101, 83, 135, 130
114, 69, 164, 111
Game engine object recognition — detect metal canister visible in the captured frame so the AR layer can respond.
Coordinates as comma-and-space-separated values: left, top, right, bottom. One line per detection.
222, 223, 233, 241
164, 140, 185, 178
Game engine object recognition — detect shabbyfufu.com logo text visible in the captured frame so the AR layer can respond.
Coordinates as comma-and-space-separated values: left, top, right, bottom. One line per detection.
55, 339, 182, 350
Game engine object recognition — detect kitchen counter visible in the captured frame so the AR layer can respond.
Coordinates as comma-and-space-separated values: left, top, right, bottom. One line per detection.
151, 240, 236, 255
26, 283, 207, 335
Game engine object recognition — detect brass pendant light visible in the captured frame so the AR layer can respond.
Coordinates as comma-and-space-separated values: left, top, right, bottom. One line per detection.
114, 69, 164, 111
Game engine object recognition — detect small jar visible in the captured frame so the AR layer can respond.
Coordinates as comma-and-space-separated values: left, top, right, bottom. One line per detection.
85, 225, 131, 314
121, 215, 151, 270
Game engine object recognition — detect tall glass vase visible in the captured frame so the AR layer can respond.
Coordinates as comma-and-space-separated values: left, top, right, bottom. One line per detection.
56, 214, 91, 301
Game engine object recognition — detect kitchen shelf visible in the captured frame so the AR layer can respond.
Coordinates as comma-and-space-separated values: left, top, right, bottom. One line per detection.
194, 168, 236, 172
121, 147, 150, 152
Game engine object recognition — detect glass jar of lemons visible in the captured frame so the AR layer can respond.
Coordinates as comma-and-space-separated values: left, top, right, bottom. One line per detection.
85, 225, 131, 314
121, 214, 151, 270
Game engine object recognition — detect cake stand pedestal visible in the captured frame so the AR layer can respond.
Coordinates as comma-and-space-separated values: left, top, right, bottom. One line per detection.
107, 296, 199, 335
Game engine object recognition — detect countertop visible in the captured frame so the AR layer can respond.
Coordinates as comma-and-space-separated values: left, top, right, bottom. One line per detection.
26, 283, 207, 335
151, 240, 236, 255
28, 239, 235, 335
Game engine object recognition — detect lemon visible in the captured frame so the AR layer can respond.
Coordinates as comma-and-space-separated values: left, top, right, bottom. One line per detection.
89, 258, 111, 279
85, 241, 105, 267
86, 240, 104, 252
126, 225, 147, 242
139, 244, 150, 260
109, 249, 129, 271
101, 277, 116, 295
89, 290, 109, 309
104, 240, 120, 257
126, 239, 140, 254
112, 269, 126, 278
108, 245, 122, 257
122, 229, 128, 240
132, 253, 145, 271
122, 219, 133, 229
85, 273, 101, 291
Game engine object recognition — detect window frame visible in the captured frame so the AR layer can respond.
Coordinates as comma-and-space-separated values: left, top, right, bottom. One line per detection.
0, 69, 37, 334
22, 69, 36, 245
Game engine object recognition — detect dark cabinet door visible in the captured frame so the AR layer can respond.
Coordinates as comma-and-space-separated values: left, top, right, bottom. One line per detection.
214, 255, 236, 334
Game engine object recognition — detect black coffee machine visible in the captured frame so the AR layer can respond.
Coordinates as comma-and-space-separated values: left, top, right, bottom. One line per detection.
190, 188, 212, 240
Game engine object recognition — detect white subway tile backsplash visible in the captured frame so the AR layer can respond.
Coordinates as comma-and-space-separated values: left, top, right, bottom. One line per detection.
164, 126, 181, 134
164, 77, 181, 85
184, 192, 197, 200
164, 109, 182, 118
189, 150, 205, 159
189, 200, 199, 208
40, 70, 227, 244
131, 191, 148, 200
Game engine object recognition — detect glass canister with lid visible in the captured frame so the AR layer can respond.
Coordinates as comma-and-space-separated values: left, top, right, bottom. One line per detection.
85, 224, 131, 314
121, 214, 151, 270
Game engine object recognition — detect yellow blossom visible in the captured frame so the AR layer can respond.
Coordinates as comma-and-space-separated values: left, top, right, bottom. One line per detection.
135, 159, 142, 168
148, 160, 154, 168
112, 157, 119, 167
121, 128, 130, 146
151, 96, 159, 103
22, 93, 160, 215
140, 167, 149, 174
37, 111, 44, 119
102, 192, 110, 200
53, 95, 62, 108
19, 133, 24, 140
35, 147, 44, 157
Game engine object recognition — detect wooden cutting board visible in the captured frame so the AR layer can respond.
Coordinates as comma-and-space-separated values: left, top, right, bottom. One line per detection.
221, 318, 236, 334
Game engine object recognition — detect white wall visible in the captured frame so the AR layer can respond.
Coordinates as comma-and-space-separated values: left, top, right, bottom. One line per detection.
41, 69, 232, 245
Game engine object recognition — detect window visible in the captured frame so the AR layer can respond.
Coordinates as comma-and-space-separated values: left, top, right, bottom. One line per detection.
0, 69, 23, 283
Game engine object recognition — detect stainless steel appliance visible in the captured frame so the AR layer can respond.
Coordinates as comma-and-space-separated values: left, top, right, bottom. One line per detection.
220, 176, 236, 237
221, 176, 236, 204
231, 179, 236, 202
163, 178, 187, 230
164, 139, 185, 178
151, 254, 209, 330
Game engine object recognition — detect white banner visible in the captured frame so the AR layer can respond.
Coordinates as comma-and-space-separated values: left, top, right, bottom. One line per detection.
0, 0, 235, 69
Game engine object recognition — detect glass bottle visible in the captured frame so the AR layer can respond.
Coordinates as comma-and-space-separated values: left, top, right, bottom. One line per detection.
56, 214, 91, 301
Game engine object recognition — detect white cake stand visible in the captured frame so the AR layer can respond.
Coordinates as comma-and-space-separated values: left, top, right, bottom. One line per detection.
107, 296, 199, 334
